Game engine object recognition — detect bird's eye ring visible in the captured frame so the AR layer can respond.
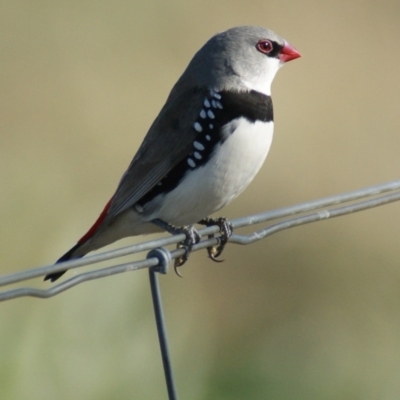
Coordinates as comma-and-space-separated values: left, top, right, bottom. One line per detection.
256, 39, 273, 54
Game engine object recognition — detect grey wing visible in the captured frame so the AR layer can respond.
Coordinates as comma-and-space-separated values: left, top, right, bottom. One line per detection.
106, 86, 208, 220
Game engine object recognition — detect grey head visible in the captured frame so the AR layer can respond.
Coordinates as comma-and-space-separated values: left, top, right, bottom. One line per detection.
173, 26, 294, 96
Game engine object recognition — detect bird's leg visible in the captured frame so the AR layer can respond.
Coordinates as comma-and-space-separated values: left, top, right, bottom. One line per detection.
151, 219, 201, 276
198, 217, 233, 262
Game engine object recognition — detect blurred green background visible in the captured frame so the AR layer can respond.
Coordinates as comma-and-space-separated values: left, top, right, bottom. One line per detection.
2, 0, 400, 399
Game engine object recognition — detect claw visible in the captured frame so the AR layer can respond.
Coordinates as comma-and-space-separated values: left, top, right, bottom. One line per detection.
151, 219, 201, 275
151, 217, 232, 274
207, 238, 225, 262
173, 226, 201, 274
198, 217, 233, 262
152, 219, 201, 274
174, 246, 185, 277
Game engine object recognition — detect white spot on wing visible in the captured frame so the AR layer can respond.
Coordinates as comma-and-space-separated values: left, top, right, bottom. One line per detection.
204, 99, 211, 108
207, 110, 215, 119
193, 141, 205, 150
194, 152, 202, 160
200, 109, 206, 118
187, 158, 196, 168
194, 122, 202, 132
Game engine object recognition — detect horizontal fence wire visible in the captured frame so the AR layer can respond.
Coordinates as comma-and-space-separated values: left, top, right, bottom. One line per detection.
1, 179, 400, 302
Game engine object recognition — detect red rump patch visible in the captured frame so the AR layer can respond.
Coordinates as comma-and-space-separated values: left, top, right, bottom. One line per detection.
77, 198, 113, 244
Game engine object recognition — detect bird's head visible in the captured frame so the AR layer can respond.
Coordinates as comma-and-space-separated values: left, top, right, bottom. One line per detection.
185, 26, 301, 96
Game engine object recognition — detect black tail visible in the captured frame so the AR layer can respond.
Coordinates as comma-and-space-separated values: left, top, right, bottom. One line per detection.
44, 243, 83, 282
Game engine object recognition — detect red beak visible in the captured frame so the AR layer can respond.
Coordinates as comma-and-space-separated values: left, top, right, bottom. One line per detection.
279, 42, 301, 63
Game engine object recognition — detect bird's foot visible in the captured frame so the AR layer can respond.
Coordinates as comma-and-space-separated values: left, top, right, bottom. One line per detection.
174, 226, 201, 275
198, 217, 233, 262
151, 219, 201, 276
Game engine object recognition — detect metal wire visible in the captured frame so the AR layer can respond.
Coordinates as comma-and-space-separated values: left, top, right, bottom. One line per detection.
2, 179, 400, 400
1, 179, 400, 301
149, 267, 178, 400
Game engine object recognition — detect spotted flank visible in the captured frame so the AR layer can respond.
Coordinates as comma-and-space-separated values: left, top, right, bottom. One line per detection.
186, 89, 225, 169
193, 88, 226, 136
192, 89, 223, 135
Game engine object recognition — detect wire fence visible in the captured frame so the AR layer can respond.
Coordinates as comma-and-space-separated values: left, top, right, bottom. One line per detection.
1, 179, 400, 301
2, 179, 400, 400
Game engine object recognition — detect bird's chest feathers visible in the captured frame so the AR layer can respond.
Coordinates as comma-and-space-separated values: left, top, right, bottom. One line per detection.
153, 118, 273, 225
210, 118, 274, 196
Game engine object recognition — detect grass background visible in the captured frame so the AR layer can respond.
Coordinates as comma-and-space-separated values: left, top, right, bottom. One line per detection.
2, 0, 400, 399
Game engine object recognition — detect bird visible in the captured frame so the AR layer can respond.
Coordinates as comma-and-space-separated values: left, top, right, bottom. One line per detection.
45, 25, 300, 282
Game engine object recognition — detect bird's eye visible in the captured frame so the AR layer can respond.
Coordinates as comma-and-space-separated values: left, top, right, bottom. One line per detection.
256, 39, 273, 54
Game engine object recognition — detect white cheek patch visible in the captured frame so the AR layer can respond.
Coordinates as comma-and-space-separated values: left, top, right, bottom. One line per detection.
241, 57, 281, 96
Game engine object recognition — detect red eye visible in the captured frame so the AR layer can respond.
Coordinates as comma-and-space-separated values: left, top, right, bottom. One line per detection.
256, 39, 273, 54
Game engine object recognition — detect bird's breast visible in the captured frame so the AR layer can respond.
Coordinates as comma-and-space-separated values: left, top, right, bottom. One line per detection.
147, 117, 274, 226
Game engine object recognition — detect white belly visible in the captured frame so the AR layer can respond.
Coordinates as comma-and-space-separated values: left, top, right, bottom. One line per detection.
147, 118, 274, 226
